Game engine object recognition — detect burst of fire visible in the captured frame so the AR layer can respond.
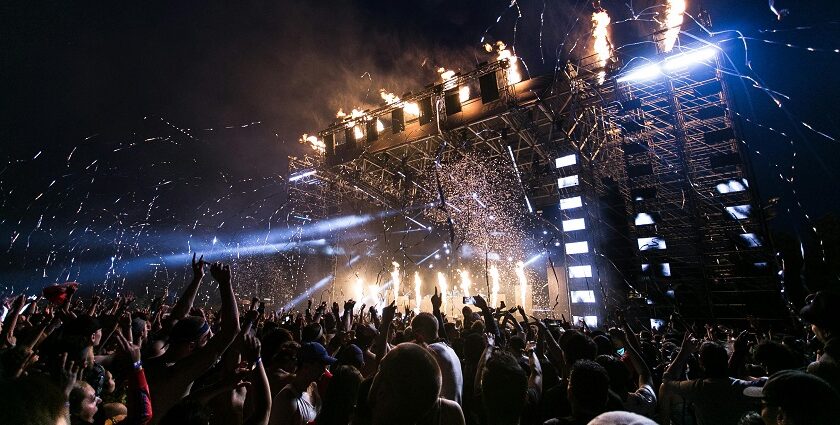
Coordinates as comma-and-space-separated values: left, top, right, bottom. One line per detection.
380, 89, 420, 117
414, 271, 422, 313
489, 264, 501, 308
437, 271, 449, 312
376, 119, 385, 133
300, 133, 325, 154
662, 0, 686, 53
488, 41, 522, 85
459, 86, 470, 103
592, 10, 612, 84
391, 261, 401, 300
438, 67, 456, 82
515, 261, 528, 308
459, 269, 471, 297
354, 276, 364, 304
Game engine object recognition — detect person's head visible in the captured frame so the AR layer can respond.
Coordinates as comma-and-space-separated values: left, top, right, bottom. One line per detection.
698, 341, 729, 378
411, 312, 438, 344
316, 365, 364, 425
753, 341, 800, 376
507, 335, 526, 355
302, 323, 326, 345
596, 354, 630, 396
168, 316, 211, 357
567, 360, 610, 417
470, 319, 486, 334
158, 399, 211, 425
560, 330, 597, 370
481, 351, 528, 425
335, 343, 365, 370
744, 370, 840, 425
271, 340, 300, 372
800, 291, 840, 342
369, 343, 442, 425
463, 332, 487, 366
64, 315, 102, 348
588, 411, 657, 425
593, 334, 614, 357
444, 322, 459, 341
69, 381, 100, 423
0, 376, 68, 425
297, 342, 337, 383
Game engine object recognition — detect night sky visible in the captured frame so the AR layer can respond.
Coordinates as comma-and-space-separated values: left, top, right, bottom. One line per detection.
2, 0, 839, 297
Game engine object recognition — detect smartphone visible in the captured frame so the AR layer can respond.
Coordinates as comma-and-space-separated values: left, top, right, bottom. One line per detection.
463, 296, 476, 305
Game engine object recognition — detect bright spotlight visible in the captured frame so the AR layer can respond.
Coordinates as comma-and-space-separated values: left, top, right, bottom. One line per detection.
616, 64, 661, 83
289, 170, 317, 182
662, 46, 718, 71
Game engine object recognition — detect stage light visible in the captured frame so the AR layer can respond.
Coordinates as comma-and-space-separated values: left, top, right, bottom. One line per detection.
616, 64, 661, 83
662, 46, 718, 71
289, 170, 317, 182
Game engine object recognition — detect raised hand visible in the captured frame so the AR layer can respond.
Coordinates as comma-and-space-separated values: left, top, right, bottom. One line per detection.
431, 287, 442, 311
59, 352, 84, 397
210, 262, 232, 285
382, 300, 397, 326
681, 332, 700, 354
241, 333, 262, 364
472, 294, 489, 311
115, 330, 142, 366
192, 253, 206, 281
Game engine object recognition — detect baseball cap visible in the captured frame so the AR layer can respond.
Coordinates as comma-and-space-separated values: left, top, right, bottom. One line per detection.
64, 315, 102, 336
800, 291, 840, 330
298, 342, 337, 365
743, 370, 840, 411
335, 343, 365, 368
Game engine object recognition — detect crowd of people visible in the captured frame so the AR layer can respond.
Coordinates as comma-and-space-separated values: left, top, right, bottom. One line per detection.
1, 254, 840, 425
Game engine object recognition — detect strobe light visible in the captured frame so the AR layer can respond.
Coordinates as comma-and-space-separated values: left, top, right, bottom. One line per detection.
616, 45, 719, 84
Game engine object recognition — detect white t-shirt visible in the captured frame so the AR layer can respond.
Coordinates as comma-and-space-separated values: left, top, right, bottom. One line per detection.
428, 342, 464, 405
278, 383, 319, 425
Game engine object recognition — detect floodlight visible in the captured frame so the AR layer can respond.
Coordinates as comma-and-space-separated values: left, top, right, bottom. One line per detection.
289, 170, 317, 182
662, 46, 718, 71
616, 64, 661, 83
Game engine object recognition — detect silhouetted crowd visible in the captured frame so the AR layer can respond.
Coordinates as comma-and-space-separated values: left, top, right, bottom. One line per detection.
2, 254, 840, 425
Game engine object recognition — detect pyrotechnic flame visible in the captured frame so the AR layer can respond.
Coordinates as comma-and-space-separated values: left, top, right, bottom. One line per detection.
300, 133, 325, 154
414, 271, 422, 313
391, 261, 401, 300
492, 41, 522, 85
489, 264, 500, 308
437, 271, 448, 312
459, 269, 471, 297
592, 10, 612, 84
515, 261, 527, 308
353, 125, 364, 140
380, 89, 419, 117
459, 86, 470, 103
376, 119, 385, 133
662, 0, 686, 53
438, 67, 456, 82
354, 276, 364, 304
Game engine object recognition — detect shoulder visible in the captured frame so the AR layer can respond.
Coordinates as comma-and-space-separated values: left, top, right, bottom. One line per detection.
438, 398, 465, 425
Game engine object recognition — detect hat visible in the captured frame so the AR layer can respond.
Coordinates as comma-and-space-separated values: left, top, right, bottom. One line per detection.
301, 323, 324, 343
64, 315, 102, 336
743, 370, 840, 411
298, 342, 337, 365
335, 343, 365, 368
800, 291, 840, 330
169, 316, 210, 344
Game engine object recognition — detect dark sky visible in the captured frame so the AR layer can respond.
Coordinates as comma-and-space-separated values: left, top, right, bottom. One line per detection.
1, 0, 839, 294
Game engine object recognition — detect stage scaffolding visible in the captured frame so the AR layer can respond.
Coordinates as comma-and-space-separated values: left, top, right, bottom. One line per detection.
288, 40, 782, 323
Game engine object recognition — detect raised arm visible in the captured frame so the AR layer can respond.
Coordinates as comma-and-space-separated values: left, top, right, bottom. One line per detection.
611, 328, 652, 390
116, 331, 153, 425
172, 262, 241, 382
473, 295, 500, 340
373, 301, 396, 364
243, 333, 271, 425
170, 253, 206, 321
430, 287, 446, 342
473, 333, 495, 397
527, 348, 543, 398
